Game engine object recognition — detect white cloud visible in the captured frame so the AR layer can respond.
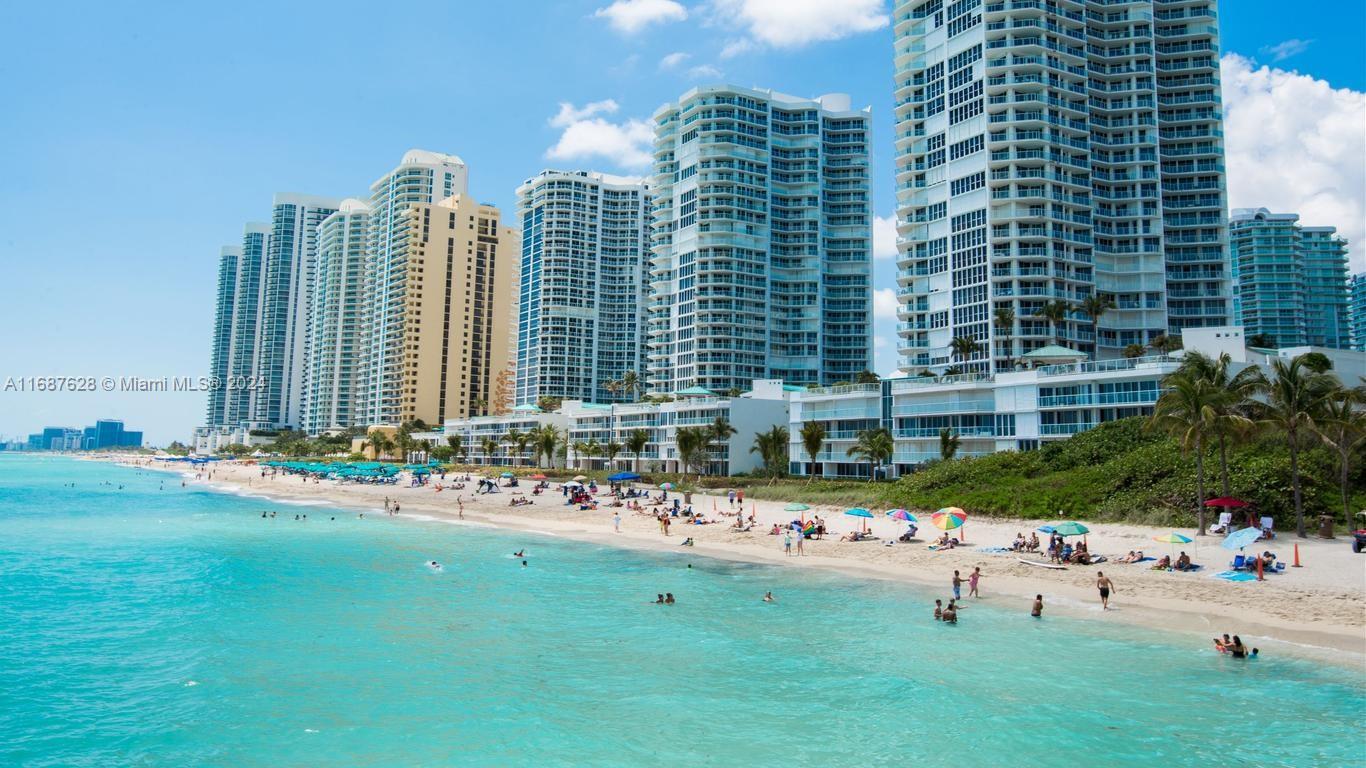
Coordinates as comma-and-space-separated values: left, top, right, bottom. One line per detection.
1221, 53, 1365, 271
710, 0, 888, 50
687, 64, 723, 79
1260, 38, 1313, 62
658, 51, 690, 70
719, 38, 755, 59
594, 0, 688, 34
873, 287, 899, 320
545, 100, 655, 170
873, 214, 898, 259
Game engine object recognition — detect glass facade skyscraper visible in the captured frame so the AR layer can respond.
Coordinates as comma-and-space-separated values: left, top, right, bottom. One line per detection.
224, 223, 270, 428
253, 194, 340, 430
891, 0, 1231, 373
206, 245, 240, 428
306, 199, 371, 434
647, 85, 873, 395
1230, 208, 1351, 349
515, 170, 651, 405
1351, 272, 1366, 353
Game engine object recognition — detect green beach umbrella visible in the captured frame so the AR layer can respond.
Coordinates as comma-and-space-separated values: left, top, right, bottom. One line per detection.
784, 502, 810, 512
1053, 521, 1089, 537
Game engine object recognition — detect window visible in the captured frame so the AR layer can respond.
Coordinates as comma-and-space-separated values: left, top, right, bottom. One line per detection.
950, 172, 985, 196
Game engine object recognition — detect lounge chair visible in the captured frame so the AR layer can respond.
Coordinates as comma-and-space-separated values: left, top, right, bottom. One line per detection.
1230, 554, 1246, 570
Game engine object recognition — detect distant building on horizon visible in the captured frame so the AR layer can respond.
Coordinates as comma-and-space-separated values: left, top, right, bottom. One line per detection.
647, 85, 874, 395
515, 170, 651, 406
21, 420, 141, 451
1230, 208, 1352, 349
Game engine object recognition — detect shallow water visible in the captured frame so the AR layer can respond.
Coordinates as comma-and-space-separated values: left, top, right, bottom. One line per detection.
1, 455, 1361, 767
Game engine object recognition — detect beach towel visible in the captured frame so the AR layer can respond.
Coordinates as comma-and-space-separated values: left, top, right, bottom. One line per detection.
1214, 570, 1258, 582
975, 546, 1013, 555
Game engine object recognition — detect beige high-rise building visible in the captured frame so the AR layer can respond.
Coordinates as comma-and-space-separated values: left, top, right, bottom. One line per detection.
399, 194, 518, 426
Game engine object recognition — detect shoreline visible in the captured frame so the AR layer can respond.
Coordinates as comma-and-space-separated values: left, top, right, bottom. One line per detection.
115, 457, 1366, 667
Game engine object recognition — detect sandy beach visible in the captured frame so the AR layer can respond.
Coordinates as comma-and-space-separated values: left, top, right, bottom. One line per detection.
124, 458, 1366, 665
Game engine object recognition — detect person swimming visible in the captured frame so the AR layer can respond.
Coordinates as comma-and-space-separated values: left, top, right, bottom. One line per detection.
514, 550, 525, 558
654, 594, 665, 604
763, 591, 775, 602
429, 561, 442, 570
664, 593, 675, 604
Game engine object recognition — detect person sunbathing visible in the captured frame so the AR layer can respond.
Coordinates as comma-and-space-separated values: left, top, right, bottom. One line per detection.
1027, 533, 1040, 552
1174, 552, 1192, 571
1151, 555, 1172, 570
1117, 550, 1137, 564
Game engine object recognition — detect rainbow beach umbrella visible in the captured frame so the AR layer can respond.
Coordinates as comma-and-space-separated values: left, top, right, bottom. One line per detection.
886, 509, 917, 522
932, 507, 968, 541
1153, 532, 1193, 544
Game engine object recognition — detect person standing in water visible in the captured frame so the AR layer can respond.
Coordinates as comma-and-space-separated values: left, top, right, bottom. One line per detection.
1031, 594, 1043, 618
951, 570, 964, 601
1096, 572, 1116, 610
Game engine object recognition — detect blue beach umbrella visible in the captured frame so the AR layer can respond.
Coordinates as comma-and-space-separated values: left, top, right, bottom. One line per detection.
845, 507, 874, 532
608, 471, 641, 482
1221, 527, 1262, 552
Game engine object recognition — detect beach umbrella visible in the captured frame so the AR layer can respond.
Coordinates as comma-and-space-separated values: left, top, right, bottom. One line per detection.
500, 472, 514, 478
1204, 497, 1249, 508
886, 509, 917, 522
564, 480, 584, 488
1053, 521, 1089, 537
608, 471, 641, 482
1221, 527, 1262, 552
784, 502, 810, 512
1037, 525, 1056, 534
573, 475, 588, 482
1154, 531, 1193, 561
845, 507, 874, 533
529, 474, 547, 480
659, 482, 675, 490
931, 508, 968, 542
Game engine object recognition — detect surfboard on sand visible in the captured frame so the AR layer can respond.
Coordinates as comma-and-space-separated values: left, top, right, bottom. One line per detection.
1018, 558, 1066, 570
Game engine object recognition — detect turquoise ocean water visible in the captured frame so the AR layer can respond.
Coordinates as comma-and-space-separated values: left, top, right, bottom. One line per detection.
0, 455, 1361, 767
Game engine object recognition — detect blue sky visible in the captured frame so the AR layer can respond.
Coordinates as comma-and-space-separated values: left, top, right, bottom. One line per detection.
1, 0, 1362, 444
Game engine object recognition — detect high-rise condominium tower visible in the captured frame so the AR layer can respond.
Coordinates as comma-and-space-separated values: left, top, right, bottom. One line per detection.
305, 199, 371, 434
515, 170, 650, 405
647, 85, 873, 394
206, 245, 240, 428
253, 193, 340, 429
891, 0, 1231, 373
1352, 273, 1366, 352
1230, 208, 1351, 349
356, 150, 471, 426
400, 195, 518, 425
224, 222, 270, 427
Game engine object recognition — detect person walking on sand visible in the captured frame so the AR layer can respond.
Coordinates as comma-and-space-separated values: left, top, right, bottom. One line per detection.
952, 570, 964, 601
457, 496, 464, 520
968, 566, 982, 598
1031, 594, 1043, 618
1096, 572, 1116, 610
613, 511, 621, 533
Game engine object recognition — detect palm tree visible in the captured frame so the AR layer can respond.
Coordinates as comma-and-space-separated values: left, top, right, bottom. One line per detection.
603, 378, 622, 399
799, 421, 827, 482
504, 429, 531, 467
618, 370, 642, 402
1315, 386, 1366, 527
446, 434, 466, 464
368, 432, 392, 461
993, 306, 1015, 370
749, 426, 790, 481
604, 441, 624, 471
534, 425, 560, 469
854, 370, 881, 384
939, 427, 960, 461
1257, 356, 1336, 537
480, 436, 500, 467
707, 416, 738, 476
1148, 370, 1222, 535
1178, 352, 1261, 497
1079, 294, 1114, 355
576, 439, 601, 471
1149, 334, 1182, 355
1247, 332, 1276, 349
625, 429, 650, 473
1038, 300, 1070, 348
674, 427, 710, 477
1122, 343, 1147, 359
949, 335, 981, 368
846, 427, 894, 481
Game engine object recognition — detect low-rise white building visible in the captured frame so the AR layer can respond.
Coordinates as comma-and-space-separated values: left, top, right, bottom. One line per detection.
191, 426, 275, 455
419, 380, 793, 475
790, 327, 1365, 479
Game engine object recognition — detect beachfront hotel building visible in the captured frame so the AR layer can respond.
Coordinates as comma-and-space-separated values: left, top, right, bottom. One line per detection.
223, 222, 271, 428
305, 199, 371, 434
396, 194, 518, 426
514, 170, 651, 405
355, 150, 472, 427
787, 326, 1365, 479
890, 0, 1232, 375
1352, 273, 1366, 352
1229, 208, 1352, 349
420, 380, 793, 475
206, 245, 240, 428
252, 194, 341, 430
646, 86, 874, 395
